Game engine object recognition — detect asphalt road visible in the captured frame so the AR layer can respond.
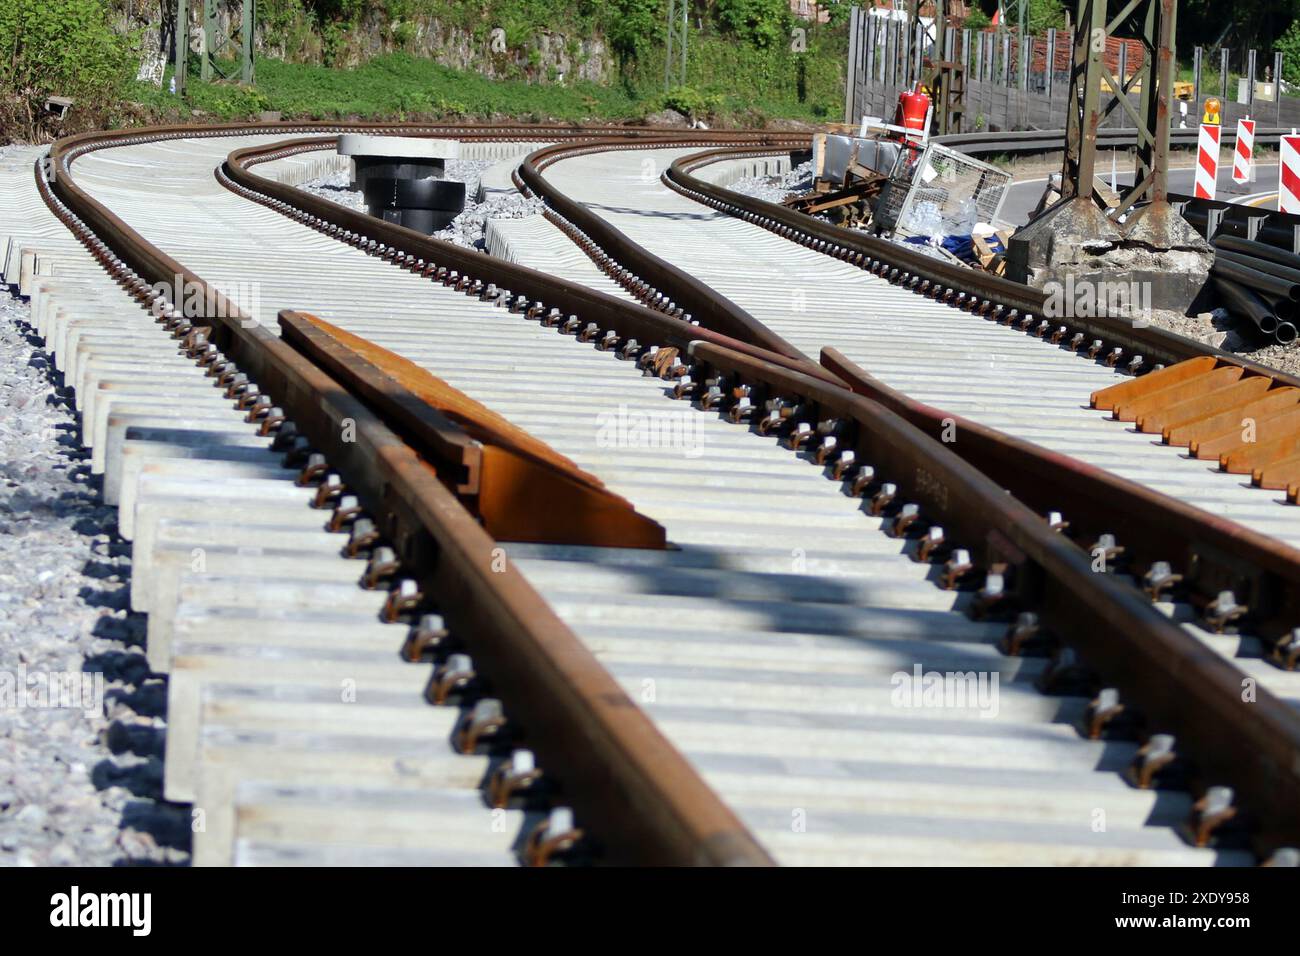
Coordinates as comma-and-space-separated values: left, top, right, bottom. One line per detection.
1002, 163, 1282, 226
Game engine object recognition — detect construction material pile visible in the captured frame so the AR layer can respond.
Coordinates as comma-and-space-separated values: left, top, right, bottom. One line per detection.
1210, 235, 1300, 347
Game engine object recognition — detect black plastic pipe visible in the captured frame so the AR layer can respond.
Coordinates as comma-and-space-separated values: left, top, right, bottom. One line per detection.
1210, 256, 1300, 303
1213, 276, 1281, 337
1213, 234, 1300, 272
1213, 246, 1300, 288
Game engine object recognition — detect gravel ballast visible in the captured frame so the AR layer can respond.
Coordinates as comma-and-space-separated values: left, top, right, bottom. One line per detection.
728, 161, 814, 204
0, 286, 188, 866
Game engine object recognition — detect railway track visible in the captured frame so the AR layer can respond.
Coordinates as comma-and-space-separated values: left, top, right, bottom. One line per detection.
3, 121, 1300, 866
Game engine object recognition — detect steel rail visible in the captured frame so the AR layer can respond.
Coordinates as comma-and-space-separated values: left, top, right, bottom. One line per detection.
509, 135, 1300, 853
682, 341, 1300, 856
818, 348, 1300, 644
663, 143, 1300, 389
40, 119, 1300, 858
525, 135, 1300, 628
41, 124, 777, 867
519, 136, 809, 360
211, 127, 1300, 856
223, 136, 823, 376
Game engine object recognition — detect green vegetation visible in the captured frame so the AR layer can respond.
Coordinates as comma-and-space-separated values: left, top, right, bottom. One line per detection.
112, 0, 847, 131
128, 53, 644, 123
0, 0, 849, 141
1279, 19, 1300, 87
0, 0, 136, 140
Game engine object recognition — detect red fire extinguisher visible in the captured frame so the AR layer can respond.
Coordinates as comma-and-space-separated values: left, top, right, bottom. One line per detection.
894, 84, 932, 140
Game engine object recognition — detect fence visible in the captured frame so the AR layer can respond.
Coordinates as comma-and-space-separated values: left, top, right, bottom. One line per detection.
844, 4, 1300, 135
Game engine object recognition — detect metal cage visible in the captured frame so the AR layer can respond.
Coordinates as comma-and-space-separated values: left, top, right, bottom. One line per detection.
875, 142, 1012, 238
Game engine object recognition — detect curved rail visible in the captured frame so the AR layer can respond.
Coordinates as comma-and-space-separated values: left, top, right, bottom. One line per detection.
26, 120, 1300, 862
41, 122, 779, 866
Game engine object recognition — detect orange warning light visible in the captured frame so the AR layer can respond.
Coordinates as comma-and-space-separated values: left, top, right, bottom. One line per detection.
1203, 97, 1222, 125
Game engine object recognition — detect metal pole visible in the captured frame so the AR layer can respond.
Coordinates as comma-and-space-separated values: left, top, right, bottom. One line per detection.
242, 0, 254, 84
1246, 48, 1257, 115
897, 20, 907, 85
875, 16, 885, 84
1220, 47, 1229, 104
1193, 46, 1201, 106
1277, 51, 1285, 126
1018, 0, 1028, 89
1060, 0, 1106, 205
914, 22, 925, 87
1117, 44, 1127, 129
664, 1, 673, 91
1146, 0, 1176, 206
679, 0, 687, 88
175, 0, 188, 95
845, 4, 861, 123
664, 0, 687, 91
885, 17, 895, 86
878, 16, 887, 83
200, 0, 213, 82
1046, 27, 1056, 101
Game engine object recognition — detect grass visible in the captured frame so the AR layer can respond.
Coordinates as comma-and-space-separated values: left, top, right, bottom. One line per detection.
124, 54, 643, 124
118, 37, 847, 129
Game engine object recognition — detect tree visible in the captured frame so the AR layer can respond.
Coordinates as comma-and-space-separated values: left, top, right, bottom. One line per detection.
715, 0, 792, 50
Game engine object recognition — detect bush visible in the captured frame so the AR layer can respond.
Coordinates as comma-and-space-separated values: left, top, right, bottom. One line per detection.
661, 85, 722, 119
716, 0, 792, 50
0, 0, 135, 141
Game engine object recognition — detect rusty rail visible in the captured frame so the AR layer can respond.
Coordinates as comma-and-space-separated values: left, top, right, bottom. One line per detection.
684, 340, 1300, 856
519, 137, 809, 362
229, 124, 1300, 856
821, 349, 1300, 645
222, 136, 827, 382
665, 144, 1300, 389
49, 121, 1300, 860
41, 122, 777, 867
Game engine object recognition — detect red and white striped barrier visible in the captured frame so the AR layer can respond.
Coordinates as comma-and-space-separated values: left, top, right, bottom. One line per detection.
1195, 123, 1220, 200
1232, 119, 1255, 185
1281, 134, 1300, 214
